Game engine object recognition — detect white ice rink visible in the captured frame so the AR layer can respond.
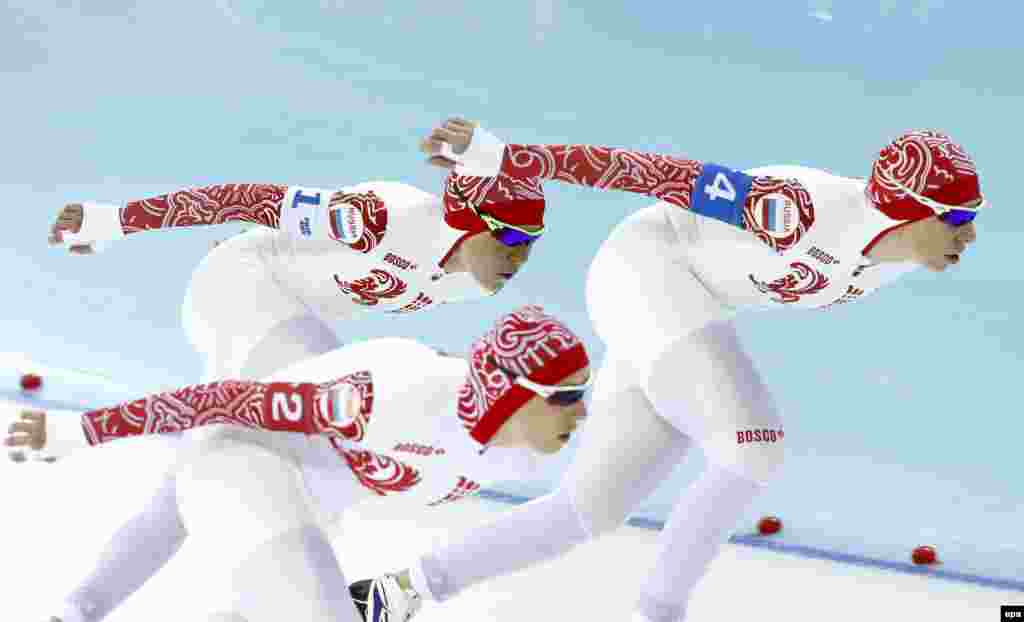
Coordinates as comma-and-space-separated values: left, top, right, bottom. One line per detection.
2, 452, 1019, 622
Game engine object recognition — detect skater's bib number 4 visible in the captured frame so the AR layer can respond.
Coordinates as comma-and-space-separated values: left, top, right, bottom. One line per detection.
691, 163, 753, 228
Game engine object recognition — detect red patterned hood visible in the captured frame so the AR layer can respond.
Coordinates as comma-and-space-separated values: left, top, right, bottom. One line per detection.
442, 172, 547, 235
867, 130, 982, 222
456, 305, 589, 446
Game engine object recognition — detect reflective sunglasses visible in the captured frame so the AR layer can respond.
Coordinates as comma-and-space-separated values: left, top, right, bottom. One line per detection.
490, 358, 592, 406
877, 169, 985, 226
478, 212, 544, 247
451, 187, 545, 247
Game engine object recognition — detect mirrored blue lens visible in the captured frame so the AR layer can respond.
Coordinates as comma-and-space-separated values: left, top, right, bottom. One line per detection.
546, 390, 586, 406
939, 209, 976, 226
494, 228, 539, 246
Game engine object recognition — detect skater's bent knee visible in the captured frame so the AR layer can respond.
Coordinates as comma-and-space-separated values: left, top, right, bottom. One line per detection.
566, 484, 629, 539
704, 428, 785, 485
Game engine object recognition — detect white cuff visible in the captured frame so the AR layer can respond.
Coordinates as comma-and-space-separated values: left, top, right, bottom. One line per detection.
453, 125, 507, 178
74, 202, 125, 243
60, 201, 124, 253
45, 412, 90, 458
408, 559, 438, 602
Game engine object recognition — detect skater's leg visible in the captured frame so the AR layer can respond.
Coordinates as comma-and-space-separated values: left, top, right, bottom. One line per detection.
643, 321, 785, 485
182, 232, 340, 382
583, 207, 782, 621
634, 464, 761, 622
565, 203, 727, 539
558, 355, 694, 539
61, 474, 187, 622
225, 525, 362, 622
176, 439, 360, 622
634, 322, 785, 622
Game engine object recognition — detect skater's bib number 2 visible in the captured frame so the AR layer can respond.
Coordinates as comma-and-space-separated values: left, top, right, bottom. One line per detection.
272, 392, 304, 422
264, 383, 314, 433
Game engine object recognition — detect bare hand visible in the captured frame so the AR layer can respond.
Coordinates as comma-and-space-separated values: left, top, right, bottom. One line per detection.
48, 203, 94, 254
420, 117, 477, 170
5, 410, 46, 452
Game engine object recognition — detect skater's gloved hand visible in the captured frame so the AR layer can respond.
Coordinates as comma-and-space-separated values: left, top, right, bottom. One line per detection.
4, 410, 61, 463
421, 117, 476, 169
48, 203, 95, 255
5, 410, 46, 451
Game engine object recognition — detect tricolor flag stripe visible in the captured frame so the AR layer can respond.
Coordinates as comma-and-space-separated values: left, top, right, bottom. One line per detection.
331, 210, 345, 239
762, 198, 779, 231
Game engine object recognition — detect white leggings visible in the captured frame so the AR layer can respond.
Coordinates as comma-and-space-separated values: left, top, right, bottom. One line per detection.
419, 205, 784, 622
176, 433, 365, 622
63, 232, 352, 622
63, 432, 365, 622
182, 228, 343, 381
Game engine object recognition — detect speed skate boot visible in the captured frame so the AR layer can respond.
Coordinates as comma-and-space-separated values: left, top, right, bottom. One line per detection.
349, 574, 422, 622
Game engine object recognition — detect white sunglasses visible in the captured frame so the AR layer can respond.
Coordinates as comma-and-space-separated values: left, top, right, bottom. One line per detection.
476, 365, 593, 455
490, 357, 593, 406
513, 374, 593, 404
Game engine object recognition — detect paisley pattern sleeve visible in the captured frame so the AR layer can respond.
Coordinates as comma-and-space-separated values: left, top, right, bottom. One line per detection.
498, 145, 816, 254
119, 184, 288, 235
500, 144, 703, 209
79, 379, 354, 445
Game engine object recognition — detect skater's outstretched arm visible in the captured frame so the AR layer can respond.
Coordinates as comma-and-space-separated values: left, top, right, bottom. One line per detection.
427, 117, 815, 254
47, 183, 386, 251
47, 185, 284, 252
4, 379, 360, 452
425, 118, 703, 209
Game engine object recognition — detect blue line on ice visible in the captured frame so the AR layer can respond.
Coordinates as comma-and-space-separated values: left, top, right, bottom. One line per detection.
475, 489, 1024, 593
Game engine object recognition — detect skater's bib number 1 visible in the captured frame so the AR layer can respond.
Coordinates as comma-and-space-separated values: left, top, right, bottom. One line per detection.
691, 163, 753, 228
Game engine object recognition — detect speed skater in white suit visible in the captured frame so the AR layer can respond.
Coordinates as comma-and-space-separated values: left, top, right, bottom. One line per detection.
338, 119, 985, 622
5, 306, 592, 622
47, 119, 548, 384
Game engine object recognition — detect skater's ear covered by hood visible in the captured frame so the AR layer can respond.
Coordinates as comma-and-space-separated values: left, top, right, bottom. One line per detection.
456, 305, 590, 451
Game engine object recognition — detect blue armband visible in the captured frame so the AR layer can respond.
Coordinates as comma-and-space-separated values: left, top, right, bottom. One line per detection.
691, 163, 753, 228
